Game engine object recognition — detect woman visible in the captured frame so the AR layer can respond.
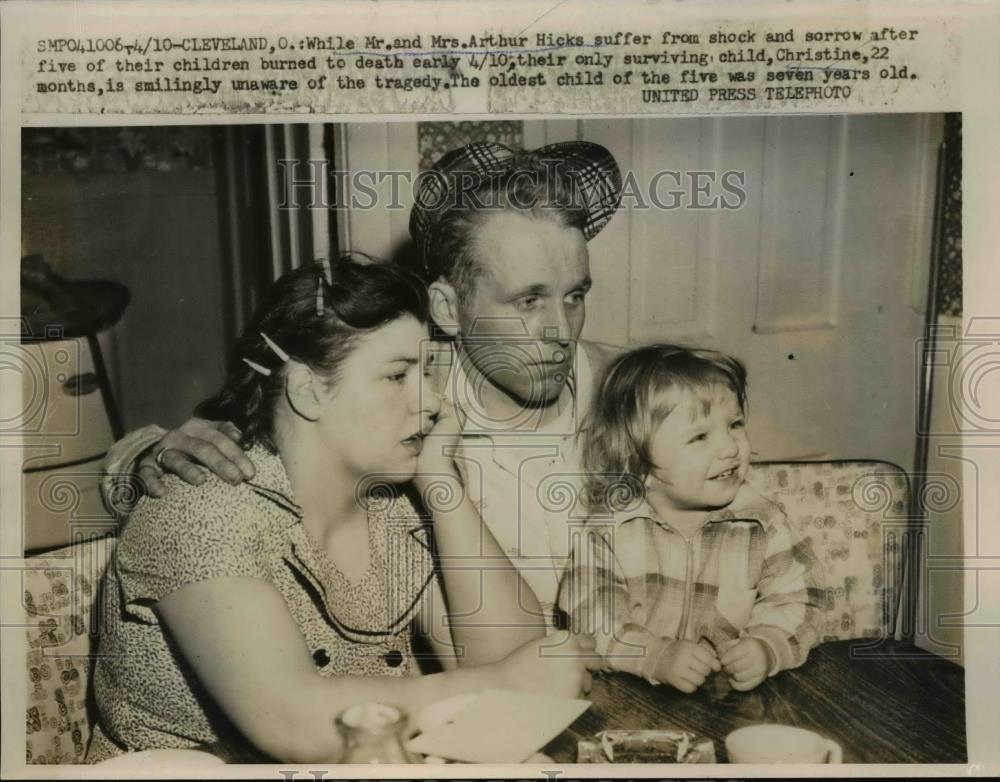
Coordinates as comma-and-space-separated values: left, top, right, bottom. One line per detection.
88, 257, 589, 764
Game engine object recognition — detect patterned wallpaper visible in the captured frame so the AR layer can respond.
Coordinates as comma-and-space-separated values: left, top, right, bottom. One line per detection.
417, 120, 524, 171
21, 126, 213, 176
938, 113, 962, 317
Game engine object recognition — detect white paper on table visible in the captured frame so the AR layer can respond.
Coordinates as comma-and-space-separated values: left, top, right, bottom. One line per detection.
406, 688, 590, 764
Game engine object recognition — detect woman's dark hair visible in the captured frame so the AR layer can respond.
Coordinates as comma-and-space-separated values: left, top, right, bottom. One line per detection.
581, 344, 748, 511
197, 255, 429, 452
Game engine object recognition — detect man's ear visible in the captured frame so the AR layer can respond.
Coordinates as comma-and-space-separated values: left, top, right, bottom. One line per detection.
284, 363, 322, 421
428, 279, 460, 338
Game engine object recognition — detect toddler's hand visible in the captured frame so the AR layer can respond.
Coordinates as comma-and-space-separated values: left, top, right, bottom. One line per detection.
652, 640, 721, 694
720, 637, 771, 691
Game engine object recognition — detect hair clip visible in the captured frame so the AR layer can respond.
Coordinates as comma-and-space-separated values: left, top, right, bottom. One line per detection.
242, 357, 272, 377
261, 331, 290, 362
319, 256, 333, 285
316, 257, 333, 315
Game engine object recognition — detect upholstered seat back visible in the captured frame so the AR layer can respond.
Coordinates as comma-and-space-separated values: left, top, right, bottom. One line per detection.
24, 534, 115, 765
746, 461, 909, 643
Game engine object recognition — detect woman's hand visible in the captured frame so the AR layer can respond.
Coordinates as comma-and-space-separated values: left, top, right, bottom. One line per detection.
414, 394, 547, 664
413, 397, 462, 494
495, 631, 595, 699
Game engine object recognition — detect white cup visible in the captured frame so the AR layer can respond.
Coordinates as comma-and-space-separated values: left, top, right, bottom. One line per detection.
725, 724, 843, 764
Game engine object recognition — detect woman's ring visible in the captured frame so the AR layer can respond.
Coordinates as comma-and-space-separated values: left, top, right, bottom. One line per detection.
154, 447, 172, 468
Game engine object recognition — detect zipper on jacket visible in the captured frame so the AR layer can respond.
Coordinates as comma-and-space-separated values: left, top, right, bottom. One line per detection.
676, 534, 696, 641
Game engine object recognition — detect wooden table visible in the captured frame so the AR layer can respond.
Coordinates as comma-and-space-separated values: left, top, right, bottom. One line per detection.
545, 639, 966, 764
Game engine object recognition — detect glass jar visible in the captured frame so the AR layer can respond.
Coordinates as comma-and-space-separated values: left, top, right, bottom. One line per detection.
335, 702, 419, 764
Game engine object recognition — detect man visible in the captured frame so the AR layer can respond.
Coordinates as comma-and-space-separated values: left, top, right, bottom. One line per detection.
105, 140, 624, 625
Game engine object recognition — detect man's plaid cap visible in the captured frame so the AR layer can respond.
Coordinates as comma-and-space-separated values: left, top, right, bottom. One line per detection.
409, 141, 622, 277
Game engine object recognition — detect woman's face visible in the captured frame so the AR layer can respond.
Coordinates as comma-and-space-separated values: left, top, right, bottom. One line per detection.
315, 315, 439, 482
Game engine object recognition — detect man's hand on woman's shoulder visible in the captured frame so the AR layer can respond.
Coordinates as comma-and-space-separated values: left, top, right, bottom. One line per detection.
139, 418, 255, 498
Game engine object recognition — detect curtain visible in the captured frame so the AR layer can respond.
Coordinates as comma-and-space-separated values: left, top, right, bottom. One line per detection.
212, 124, 337, 351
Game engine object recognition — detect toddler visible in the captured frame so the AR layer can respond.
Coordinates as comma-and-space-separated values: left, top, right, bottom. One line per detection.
559, 344, 825, 693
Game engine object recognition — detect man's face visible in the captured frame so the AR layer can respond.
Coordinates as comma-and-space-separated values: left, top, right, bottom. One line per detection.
455, 210, 591, 407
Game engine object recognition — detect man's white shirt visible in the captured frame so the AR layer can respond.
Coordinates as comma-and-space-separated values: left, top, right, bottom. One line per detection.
440, 344, 597, 623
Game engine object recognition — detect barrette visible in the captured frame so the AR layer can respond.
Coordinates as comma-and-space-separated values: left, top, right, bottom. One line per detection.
316, 257, 333, 315
261, 331, 290, 362
242, 358, 272, 377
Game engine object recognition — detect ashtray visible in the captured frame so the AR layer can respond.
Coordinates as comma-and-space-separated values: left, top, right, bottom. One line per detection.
576, 729, 716, 763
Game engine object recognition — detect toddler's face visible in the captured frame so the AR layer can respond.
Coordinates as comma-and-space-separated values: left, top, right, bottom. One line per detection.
645, 385, 751, 513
